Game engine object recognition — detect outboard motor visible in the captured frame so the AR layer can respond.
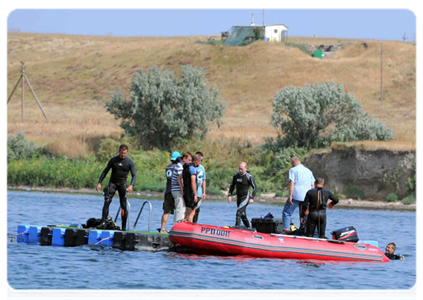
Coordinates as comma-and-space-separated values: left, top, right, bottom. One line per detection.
331, 226, 359, 242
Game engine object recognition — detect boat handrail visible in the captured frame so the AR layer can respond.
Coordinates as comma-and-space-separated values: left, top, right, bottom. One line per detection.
114, 199, 131, 231
270, 232, 338, 242
133, 200, 152, 232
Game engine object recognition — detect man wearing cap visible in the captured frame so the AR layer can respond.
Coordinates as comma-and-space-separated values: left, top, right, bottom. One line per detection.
159, 151, 180, 233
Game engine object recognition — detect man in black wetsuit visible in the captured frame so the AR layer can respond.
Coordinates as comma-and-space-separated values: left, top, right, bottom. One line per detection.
182, 154, 202, 223
96, 144, 137, 231
300, 178, 338, 239
385, 243, 403, 260
227, 162, 257, 228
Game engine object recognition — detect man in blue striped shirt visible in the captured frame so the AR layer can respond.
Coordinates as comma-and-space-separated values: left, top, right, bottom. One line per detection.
159, 151, 180, 233
171, 152, 192, 224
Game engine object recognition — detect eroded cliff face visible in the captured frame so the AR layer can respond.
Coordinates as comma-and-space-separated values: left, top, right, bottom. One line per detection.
304, 148, 415, 200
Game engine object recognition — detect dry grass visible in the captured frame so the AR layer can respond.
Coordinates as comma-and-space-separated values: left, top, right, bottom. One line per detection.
7, 33, 416, 156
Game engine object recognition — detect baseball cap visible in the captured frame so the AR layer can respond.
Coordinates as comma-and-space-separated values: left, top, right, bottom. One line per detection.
170, 151, 181, 161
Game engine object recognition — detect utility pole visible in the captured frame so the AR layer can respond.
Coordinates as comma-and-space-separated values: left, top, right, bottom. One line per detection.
380, 43, 384, 104
7, 61, 48, 121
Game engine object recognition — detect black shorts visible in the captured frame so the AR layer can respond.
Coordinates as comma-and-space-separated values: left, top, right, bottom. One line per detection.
183, 194, 197, 209
163, 192, 175, 214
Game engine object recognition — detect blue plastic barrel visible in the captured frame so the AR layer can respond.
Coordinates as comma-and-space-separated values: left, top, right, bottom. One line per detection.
28, 226, 42, 244
88, 230, 115, 247
17, 225, 30, 243
52, 228, 67, 246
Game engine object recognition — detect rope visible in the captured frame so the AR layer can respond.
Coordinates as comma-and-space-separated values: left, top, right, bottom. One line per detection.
95, 236, 111, 246
9, 231, 27, 237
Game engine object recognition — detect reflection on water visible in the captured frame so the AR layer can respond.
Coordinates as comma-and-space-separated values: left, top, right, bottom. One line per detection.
7, 191, 416, 290
165, 252, 269, 263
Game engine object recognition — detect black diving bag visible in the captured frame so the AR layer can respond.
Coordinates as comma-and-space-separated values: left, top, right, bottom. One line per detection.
82, 218, 102, 228
82, 216, 119, 230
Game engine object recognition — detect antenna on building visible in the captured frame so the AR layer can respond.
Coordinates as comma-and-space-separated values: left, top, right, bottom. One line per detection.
251, 13, 255, 26
7, 61, 48, 121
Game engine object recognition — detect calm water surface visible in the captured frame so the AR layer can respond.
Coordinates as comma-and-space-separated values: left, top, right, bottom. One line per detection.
7, 191, 416, 290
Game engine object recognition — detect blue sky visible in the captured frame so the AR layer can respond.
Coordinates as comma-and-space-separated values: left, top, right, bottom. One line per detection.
7, 9, 416, 41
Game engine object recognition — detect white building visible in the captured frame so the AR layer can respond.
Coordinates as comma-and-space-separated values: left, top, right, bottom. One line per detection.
264, 24, 289, 42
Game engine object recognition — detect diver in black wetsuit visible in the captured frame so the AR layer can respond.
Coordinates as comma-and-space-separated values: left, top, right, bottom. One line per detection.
385, 243, 403, 260
96, 144, 137, 231
227, 162, 257, 228
300, 178, 339, 239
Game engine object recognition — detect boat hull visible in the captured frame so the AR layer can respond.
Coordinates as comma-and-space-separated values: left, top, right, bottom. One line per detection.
169, 222, 389, 263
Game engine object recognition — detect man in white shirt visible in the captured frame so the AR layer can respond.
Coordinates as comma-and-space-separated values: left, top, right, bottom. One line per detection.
282, 157, 315, 233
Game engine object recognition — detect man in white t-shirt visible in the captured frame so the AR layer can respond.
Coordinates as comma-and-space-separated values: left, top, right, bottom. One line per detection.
282, 157, 315, 233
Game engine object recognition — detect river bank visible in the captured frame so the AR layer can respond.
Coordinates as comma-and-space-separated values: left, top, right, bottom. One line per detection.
8, 185, 416, 211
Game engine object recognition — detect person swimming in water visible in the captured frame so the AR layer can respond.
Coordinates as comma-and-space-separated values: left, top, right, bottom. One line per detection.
385, 242, 404, 260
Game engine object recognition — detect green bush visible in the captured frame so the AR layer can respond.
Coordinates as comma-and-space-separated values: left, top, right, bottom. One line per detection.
345, 186, 364, 200
96, 138, 122, 162
7, 132, 39, 161
275, 190, 285, 197
205, 185, 224, 196
386, 193, 399, 202
7, 156, 103, 189
270, 82, 394, 150
260, 144, 308, 190
402, 195, 416, 205
106, 65, 225, 149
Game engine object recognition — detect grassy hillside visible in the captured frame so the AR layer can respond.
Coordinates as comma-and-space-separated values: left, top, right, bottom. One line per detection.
7, 33, 416, 157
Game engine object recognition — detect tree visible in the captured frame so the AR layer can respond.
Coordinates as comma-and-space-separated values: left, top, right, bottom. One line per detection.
270, 82, 394, 149
106, 65, 225, 149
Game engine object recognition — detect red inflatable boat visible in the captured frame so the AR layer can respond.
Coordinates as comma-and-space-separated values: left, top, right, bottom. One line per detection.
169, 222, 389, 263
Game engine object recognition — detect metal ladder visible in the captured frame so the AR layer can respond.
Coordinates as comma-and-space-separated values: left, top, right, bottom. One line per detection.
114, 199, 152, 232
133, 201, 152, 232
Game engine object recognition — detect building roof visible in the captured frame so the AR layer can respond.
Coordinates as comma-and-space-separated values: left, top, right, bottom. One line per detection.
231, 24, 289, 30
265, 24, 289, 29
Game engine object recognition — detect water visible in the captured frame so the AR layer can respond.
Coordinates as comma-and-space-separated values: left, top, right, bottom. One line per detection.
7, 190, 416, 291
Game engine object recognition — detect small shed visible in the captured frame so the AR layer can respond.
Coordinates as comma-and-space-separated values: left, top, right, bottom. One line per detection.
264, 24, 289, 42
